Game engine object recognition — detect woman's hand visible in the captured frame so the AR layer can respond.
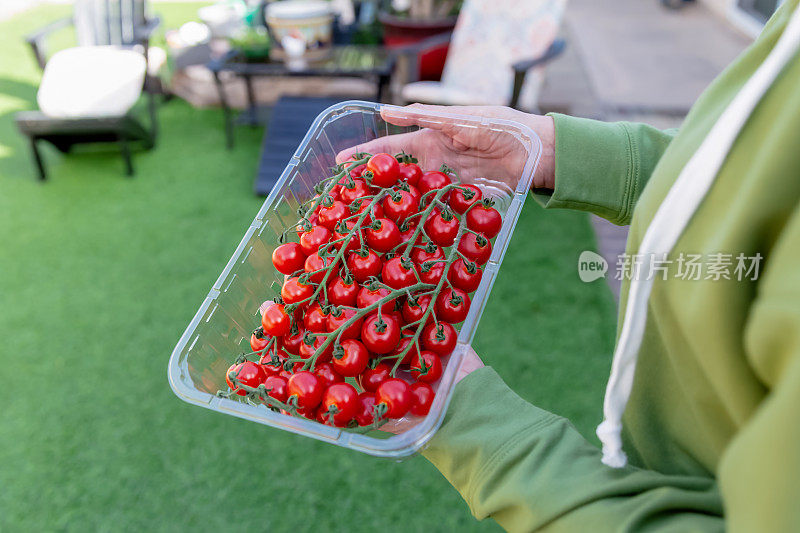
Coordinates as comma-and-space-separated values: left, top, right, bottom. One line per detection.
336, 104, 556, 191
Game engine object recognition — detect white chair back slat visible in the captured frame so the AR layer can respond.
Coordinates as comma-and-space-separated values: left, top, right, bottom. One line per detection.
74, 0, 147, 47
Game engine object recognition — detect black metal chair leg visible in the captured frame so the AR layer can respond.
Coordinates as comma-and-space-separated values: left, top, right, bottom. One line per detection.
119, 135, 134, 176
30, 138, 47, 181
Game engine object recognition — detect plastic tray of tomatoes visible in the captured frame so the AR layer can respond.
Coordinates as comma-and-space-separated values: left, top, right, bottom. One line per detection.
168, 101, 541, 457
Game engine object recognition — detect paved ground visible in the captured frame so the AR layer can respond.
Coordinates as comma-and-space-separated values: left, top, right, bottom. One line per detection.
539, 0, 752, 300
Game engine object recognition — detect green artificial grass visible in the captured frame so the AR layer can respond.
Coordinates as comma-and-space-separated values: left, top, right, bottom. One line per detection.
0, 3, 617, 531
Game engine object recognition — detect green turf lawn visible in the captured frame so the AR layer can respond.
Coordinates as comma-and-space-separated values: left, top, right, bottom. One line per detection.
0, 3, 617, 531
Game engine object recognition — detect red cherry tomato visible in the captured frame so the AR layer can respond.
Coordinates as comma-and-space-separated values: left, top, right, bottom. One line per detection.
318, 200, 348, 231
303, 302, 330, 333
359, 362, 392, 392
435, 287, 471, 323
326, 307, 363, 340
328, 276, 359, 307
339, 178, 370, 204
259, 346, 288, 373
280, 325, 306, 355
448, 184, 483, 214
347, 249, 382, 283
398, 223, 421, 247
401, 294, 432, 325
304, 251, 334, 284
458, 233, 492, 265
287, 371, 324, 409
421, 322, 457, 356
250, 330, 271, 353
261, 303, 291, 336
466, 203, 502, 238
281, 276, 314, 304
417, 170, 452, 197
313, 361, 343, 389
409, 350, 443, 383
332, 219, 362, 253
299, 225, 332, 256
361, 313, 401, 354
357, 284, 396, 313
364, 218, 401, 253
448, 258, 483, 293
376, 378, 412, 418
354, 392, 377, 426
409, 382, 435, 416
398, 162, 423, 186
381, 256, 418, 290
226, 361, 267, 396
366, 153, 400, 188
299, 335, 334, 363
261, 375, 288, 406
382, 189, 419, 224
410, 242, 444, 266
424, 211, 459, 247
321, 382, 359, 426
332, 338, 370, 377
391, 336, 420, 365
418, 262, 444, 285
272, 243, 306, 275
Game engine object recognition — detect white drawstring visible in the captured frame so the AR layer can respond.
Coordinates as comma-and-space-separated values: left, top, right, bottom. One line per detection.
597, 5, 800, 468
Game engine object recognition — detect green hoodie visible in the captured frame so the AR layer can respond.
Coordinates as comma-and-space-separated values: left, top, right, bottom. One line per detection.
422, 2, 800, 531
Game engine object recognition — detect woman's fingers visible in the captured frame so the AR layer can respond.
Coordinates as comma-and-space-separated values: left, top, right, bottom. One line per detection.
335, 130, 431, 164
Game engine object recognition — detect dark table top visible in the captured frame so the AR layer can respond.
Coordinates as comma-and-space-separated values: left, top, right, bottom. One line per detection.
208, 45, 395, 78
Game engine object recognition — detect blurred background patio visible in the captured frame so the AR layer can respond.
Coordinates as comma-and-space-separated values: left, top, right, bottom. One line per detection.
0, 0, 766, 530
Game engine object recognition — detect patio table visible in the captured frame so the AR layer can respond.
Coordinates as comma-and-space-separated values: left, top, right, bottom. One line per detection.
208, 45, 396, 148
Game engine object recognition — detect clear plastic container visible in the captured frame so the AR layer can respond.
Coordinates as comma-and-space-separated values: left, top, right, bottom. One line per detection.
168, 101, 541, 457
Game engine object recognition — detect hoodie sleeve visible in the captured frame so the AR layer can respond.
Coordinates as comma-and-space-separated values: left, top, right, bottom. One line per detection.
532, 115, 677, 226
422, 366, 725, 532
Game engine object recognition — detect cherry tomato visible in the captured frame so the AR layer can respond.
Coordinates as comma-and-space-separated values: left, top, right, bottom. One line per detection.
262, 375, 288, 407
326, 307, 363, 340
303, 302, 330, 333
418, 262, 445, 285
361, 313, 401, 354
409, 350, 443, 383
261, 302, 291, 336
355, 392, 378, 426
364, 218, 401, 253
449, 184, 482, 214
332, 338, 370, 377
359, 362, 392, 392
458, 233, 492, 265
280, 325, 306, 355
398, 162, 423, 186
357, 284, 396, 313
401, 294, 432, 325
391, 336, 420, 365
226, 361, 267, 396
466, 202, 502, 238
258, 343, 288, 366
287, 371, 324, 409
448, 258, 483, 293
272, 243, 306, 275
250, 330, 271, 353
304, 251, 334, 283
328, 276, 359, 307
409, 382, 435, 416
349, 163, 367, 178
339, 178, 370, 204
376, 378, 412, 419
421, 321, 457, 356
381, 256, 418, 290
398, 222, 421, 247
281, 276, 313, 304
424, 210, 459, 247
299, 335, 334, 363
299, 225, 332, 256
313, 361, 343, 389
318, 200, 348, 230
347, 249, 382, 283
435, 288, 471, 323
366, 153, 400, 188
321, 382, 359, 426
382, 189, 419, 224
417, 170, 452, 197
411, 241, 444, 266
332, 219, 362, 253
